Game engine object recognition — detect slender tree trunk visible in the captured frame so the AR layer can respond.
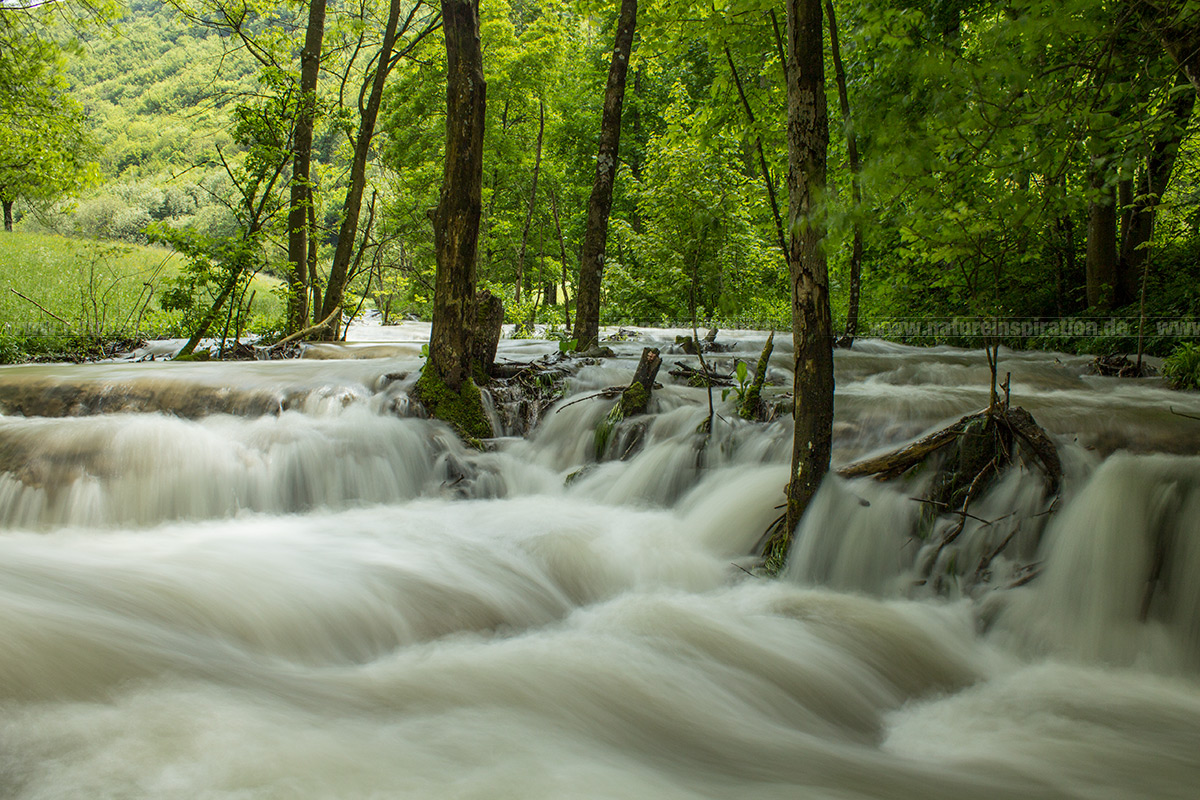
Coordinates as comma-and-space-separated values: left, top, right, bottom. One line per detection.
415, 0, 491, 439
2, 199, 12, 232
286, 0, 327, 334
762, 0, 833, 572
515, 98, 545, 305
1118, 77, 1195, 305
572, 0, 637, 351
723, 44, 787, 262
319, 0, 405, 335
824, 0, 863, 346
549, 187, 572, 330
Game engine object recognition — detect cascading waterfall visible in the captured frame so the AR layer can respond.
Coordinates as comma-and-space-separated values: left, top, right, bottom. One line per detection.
1, 325, 1199, 799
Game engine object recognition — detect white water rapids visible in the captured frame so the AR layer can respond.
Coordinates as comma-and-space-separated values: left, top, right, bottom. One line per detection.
2, 325, 1199, 799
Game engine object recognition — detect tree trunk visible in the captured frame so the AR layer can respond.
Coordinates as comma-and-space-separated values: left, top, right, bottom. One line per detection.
318, 0, 405, 337
415, 0, 492, 440
1086, 159, 1118, 310
286, 0, 327, 334
762, 0, 833, 573
515, 98, 545, 305
1118, 77, 1195, 305
723, 45, 787, 262
549, 187, 572, 330
572, 0, 637, 351
824, 0, 863, 346
2, 199, 12, 232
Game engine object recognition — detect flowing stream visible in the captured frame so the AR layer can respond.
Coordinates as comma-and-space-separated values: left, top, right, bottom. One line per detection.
2, 325, 1199, 799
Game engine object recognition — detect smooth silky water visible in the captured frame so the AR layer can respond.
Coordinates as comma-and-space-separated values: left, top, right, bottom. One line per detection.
2, 325, 1199, 799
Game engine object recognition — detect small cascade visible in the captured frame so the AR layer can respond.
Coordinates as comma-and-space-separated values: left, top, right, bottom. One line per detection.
996, 453, 1200, 670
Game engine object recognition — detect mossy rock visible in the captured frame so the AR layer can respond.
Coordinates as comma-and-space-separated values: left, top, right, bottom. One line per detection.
413, 368, 493, 441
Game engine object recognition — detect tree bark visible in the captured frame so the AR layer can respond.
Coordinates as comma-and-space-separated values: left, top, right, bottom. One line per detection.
1085, 157, 1118, 310
286, 0, 327, 334
2, 199, 12, 232
572, 0, 637, 351
319, 0, 407, 336
415, 0, 492, 440
825, 0, 863, 346
762, 0, 834, 573
1118, 77, 1195, 305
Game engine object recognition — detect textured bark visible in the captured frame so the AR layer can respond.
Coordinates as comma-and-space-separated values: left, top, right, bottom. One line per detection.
762, 0, 833, 573
2, 199, 12, 232
1086, 161, 1118, 310
825, 0, 863, 346
572, 0, 637, 351
319, 0, 407, 336
471, 289, 503, 376
426, 0, 486, 393
286, 0, 327, 334
1118, 78, 1195, 305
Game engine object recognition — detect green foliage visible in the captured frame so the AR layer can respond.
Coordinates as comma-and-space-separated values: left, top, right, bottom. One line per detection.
1163, 343, 1200, 390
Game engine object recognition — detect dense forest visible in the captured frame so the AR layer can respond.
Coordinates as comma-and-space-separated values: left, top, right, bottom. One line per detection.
2, 0, 1199, 359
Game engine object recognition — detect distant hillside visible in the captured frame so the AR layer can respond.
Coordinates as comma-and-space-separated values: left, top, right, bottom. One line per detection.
67, 0, 256, 180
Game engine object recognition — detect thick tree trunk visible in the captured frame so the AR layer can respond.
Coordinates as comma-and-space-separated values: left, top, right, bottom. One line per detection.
825, 0, 863, 346
515, 98, 545, 305
2, 199, 12, 232
415, 0, 492, 440
762, 0, 834, 573
318, 0, 406, 337
286, 0, 327, 334
1118, 78, 1195, 305
572, 0, 637, 351
1086, 159, 1118, 310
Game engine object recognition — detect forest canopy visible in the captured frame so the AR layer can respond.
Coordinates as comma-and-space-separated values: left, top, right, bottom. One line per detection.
2, 0, 1198, 357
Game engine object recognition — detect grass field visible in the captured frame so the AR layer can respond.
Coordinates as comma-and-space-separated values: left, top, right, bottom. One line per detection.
0, 232, 285, 350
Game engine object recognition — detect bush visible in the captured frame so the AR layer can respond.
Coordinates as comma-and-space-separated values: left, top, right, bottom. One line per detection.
1162, 342, 1200, 390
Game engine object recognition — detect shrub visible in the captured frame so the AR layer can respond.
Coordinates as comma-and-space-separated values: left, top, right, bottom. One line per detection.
1162, 342, 1200, 390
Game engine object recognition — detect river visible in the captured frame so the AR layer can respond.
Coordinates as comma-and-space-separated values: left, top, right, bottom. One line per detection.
1, 325, 1198, 799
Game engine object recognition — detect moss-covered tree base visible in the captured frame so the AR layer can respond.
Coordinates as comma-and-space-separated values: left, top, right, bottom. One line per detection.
413, 368, 493, 442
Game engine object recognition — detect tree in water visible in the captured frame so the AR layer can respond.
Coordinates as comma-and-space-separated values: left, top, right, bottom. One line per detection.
285, 0, 327, 334
761, 0, 834, 573
572, 0, 637, 351
413, 0, 493, 440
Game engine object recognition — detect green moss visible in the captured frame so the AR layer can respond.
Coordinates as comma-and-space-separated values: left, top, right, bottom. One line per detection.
594, 404, 621, 460
618, 382, 648, 417
413, 367, 493, 441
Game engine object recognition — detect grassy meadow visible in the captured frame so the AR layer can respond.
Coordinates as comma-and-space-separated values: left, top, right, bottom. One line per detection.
1, 231, 285, 360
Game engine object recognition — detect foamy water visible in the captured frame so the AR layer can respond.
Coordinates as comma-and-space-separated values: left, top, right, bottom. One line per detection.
1, 327, 1198, 799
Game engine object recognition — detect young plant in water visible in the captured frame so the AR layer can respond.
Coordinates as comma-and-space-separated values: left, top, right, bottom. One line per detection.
722, 360, 750, 402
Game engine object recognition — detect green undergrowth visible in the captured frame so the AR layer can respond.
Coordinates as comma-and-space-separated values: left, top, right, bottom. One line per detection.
0, 231, 284, 362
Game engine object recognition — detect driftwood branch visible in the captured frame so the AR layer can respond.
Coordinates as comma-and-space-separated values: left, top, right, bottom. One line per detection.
9, 288, 71, 327
270, 305, 341, 349
837, 409, 988, 480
